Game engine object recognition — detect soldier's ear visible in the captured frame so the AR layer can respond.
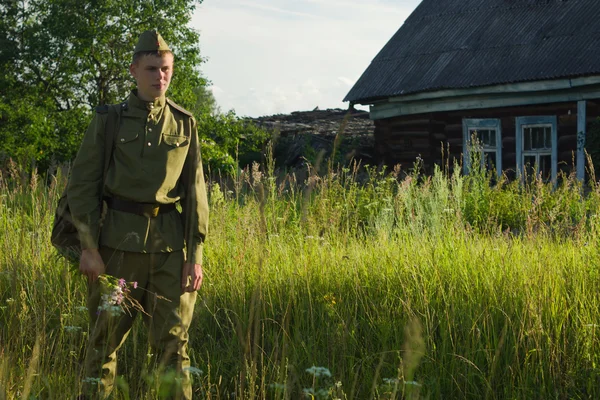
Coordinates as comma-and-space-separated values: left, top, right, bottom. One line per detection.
129, 63, 137, 79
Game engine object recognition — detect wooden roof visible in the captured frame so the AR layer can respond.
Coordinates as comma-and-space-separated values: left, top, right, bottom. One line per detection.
345, 0, 600, 104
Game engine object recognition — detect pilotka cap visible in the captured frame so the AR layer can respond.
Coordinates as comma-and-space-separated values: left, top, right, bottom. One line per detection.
134, 30, 171, 54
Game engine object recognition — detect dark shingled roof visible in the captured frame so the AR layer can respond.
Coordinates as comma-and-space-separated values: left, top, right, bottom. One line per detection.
344, 0, 600, 104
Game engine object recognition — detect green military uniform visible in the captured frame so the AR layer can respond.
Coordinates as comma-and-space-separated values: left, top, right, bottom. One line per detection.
67, 31, 208, 399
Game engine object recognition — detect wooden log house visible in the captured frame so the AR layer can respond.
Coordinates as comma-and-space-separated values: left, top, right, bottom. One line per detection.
344, 0, 600, 181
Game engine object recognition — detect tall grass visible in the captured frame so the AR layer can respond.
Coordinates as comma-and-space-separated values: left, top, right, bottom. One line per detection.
1, 157, 600, 399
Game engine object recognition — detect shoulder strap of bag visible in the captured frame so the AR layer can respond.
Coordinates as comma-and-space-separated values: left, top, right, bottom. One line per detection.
101, 102, 127, 189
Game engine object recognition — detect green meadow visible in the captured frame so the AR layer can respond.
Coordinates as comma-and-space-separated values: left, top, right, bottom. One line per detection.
2, 158, 600, 399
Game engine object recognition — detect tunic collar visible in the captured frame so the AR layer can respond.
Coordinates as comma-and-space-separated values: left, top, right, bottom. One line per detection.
128, 90, 166, 112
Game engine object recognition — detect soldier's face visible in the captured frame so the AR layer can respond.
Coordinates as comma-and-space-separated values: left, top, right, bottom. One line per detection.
130, 53, 174, 101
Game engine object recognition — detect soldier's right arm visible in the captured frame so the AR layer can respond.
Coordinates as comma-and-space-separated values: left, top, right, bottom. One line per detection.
67, 111, 107, 250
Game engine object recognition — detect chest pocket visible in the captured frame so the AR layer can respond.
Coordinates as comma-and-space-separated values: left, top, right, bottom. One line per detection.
162, 133, 190, 148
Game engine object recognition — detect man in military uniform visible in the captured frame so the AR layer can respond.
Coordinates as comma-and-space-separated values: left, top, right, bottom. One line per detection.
68, 30, 208, 399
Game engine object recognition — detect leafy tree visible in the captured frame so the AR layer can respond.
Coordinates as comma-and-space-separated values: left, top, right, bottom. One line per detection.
1, 0, 271, 174
0, 0, 207, 170
197, 110, 270, 174
192, 85, 221, 117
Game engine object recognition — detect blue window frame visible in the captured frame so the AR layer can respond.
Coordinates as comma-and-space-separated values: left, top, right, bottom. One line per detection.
462, 118, 502, 176
515, 116, 557, 182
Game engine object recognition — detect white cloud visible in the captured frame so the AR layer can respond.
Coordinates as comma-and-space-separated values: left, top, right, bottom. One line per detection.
209, 85, 224, 95
192, 0, 420, 117
228, 0, 322, 19
303, 0, 413, 16
337, 76, 355, 87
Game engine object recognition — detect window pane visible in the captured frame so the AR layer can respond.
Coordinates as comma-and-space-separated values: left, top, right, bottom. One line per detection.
544, 127, 551, 148
483, 151, 496, 171
524, 155, 536, 177
486, 130, 496, 147
468, 128, 478, 145
524, 155, 536, 166
471, 129, 496, 147
520, 121, 554, 180
479, 130, 488, 145
540, 155, 552, 181
524, 128, 532, 151
524, 126, 551, 150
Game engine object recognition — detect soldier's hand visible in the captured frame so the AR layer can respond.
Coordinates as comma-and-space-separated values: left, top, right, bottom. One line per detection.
182, 262, 203, 292
79, 249, 105, 283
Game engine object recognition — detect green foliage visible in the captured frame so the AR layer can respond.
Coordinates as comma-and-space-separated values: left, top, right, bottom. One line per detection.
3, 165, 600, 398
0, 0, 269, 173
197, 111, 271, 173
0, 0, 206, 171
0, 94, 88, 170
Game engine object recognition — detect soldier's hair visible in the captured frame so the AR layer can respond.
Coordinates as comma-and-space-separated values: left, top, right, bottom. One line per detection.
132, 50, 173, 64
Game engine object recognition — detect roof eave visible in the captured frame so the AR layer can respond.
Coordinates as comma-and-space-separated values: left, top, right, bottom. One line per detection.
367, 75, 600, 120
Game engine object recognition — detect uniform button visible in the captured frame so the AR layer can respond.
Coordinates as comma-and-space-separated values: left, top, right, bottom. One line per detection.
147, 142, 152, 146
148, 128, 152, 132
120, 138, 125, 142
149, 104, 154, 109
176, 143, 180, 147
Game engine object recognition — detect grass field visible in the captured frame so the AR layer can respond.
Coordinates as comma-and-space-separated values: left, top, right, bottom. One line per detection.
2, 159, 600, 399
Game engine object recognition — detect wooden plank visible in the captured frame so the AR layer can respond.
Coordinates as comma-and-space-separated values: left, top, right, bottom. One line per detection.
387, 140, 430, 150
558, 134, 577, 148
387, 152, 428, 162
559, 150, 576, 163
446, 102, 574, 119
444, 123, 463, 132
371, 87, 600, 120
385, 76, 600, 104
502, 137, 516, 146
388, 131, 430, 137
388, 119, 431, 127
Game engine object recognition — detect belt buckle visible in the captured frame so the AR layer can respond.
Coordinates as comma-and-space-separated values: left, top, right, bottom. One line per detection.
150, 206, 160, 218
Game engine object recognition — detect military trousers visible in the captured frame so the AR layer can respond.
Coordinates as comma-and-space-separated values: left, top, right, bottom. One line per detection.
82, 247, 197, 399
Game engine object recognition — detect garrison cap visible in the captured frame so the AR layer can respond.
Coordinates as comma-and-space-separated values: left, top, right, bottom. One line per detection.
134, 30, 171, 54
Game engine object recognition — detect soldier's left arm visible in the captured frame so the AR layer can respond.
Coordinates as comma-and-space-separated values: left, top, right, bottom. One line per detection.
181, 116, 209, 267
67, 111, 107, 250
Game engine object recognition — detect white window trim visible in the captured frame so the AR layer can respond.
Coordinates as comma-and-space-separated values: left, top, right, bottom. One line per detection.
515, 116, 558, 182
462, 118, 502, 176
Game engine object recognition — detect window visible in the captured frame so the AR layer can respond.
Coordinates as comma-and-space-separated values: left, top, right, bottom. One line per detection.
516, 116, 557, 182
462, 119, 502, 176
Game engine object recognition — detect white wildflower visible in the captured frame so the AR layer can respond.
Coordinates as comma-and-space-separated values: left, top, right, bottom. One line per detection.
305, 365, 332, 378
63, 325, 82, 333
183, 366, 203, 376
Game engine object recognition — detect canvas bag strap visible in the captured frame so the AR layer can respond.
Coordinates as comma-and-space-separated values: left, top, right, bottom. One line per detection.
101, 103, 124, 194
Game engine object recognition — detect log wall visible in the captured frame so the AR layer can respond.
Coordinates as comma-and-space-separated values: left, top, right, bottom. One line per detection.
374, 100, 600, 177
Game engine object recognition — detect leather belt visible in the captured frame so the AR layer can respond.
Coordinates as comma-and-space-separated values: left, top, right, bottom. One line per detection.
104, 197, 176, 218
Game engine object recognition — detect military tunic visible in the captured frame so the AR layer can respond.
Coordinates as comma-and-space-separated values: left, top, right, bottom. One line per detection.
67, 90, 208, 399
67, 91, 208, 263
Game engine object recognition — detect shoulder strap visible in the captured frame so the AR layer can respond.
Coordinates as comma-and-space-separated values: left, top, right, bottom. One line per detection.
95, 104, 109, 114
101, 102, 127, 188
166, 98, 194, 117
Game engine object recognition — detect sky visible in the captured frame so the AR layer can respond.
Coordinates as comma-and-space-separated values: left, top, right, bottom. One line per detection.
191, 0, 421, 117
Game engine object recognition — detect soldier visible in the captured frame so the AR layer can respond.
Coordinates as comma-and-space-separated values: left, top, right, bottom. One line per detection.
68, 30, 209, 399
